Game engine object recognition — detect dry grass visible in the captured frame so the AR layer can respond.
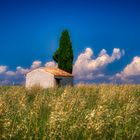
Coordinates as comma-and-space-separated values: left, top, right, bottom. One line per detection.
0, 85, 140, 140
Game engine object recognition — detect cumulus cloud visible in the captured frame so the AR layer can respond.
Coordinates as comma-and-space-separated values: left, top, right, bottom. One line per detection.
6, 71, 16, 76
31, 60, 42, 69
73, 48, 124, 80
16, 66, 29, 75
0, 47, 126, 85
0, 66, 8, 73
45, 61, 57, 68
0, 60, 58, 85
120, 56, 140, 77
114, 56, 140, 83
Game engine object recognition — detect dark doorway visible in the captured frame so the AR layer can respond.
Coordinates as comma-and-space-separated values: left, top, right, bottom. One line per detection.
55, 78, 62, 86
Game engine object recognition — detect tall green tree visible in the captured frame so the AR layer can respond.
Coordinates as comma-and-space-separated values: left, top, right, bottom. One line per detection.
53, 30, 73, 73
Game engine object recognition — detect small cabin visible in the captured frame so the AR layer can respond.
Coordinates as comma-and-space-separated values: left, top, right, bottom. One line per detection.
25, 67, 73, 88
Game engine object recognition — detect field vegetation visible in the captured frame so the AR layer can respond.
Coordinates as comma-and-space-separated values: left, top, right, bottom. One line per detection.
0, 85, 140, 140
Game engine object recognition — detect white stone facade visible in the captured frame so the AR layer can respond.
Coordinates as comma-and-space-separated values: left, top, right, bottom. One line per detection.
25, 68, 73, 89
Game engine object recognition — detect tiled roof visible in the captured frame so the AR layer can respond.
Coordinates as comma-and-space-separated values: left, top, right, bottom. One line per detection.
44, 67, 73, 77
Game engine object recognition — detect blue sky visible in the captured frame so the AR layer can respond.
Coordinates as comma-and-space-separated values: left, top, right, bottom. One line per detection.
0, 0, 140, 84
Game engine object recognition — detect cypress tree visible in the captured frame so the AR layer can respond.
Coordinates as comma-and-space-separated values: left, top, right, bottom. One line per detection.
53, 30, 73, 73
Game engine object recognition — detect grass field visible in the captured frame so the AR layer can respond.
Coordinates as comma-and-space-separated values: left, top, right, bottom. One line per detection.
0, 85, 140, 140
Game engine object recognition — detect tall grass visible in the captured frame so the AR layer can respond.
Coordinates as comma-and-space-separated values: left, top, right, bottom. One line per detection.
0, 85, 140, 140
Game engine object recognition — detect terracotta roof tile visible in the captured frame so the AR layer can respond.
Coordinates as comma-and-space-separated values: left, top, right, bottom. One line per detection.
44, 67, 73, 77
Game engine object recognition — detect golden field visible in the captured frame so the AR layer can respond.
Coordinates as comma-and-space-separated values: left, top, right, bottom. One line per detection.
0, 85, 140, 140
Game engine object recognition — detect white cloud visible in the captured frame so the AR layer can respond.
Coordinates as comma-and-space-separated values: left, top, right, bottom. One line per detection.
0, 48, 125, 85
16, 66, 29, 75
45, 61, 57, 68
73, 48, 124, 80
15, 60, 42, 76
0, 66, 8, 73
115, 56, 140, 83
6, 71, 16, 76
31, 60, 42, 69
121, 56, 140, 77
0, 60, 57, 85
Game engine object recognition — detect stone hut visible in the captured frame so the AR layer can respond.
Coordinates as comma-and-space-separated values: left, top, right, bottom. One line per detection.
25, 67, 73, 88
